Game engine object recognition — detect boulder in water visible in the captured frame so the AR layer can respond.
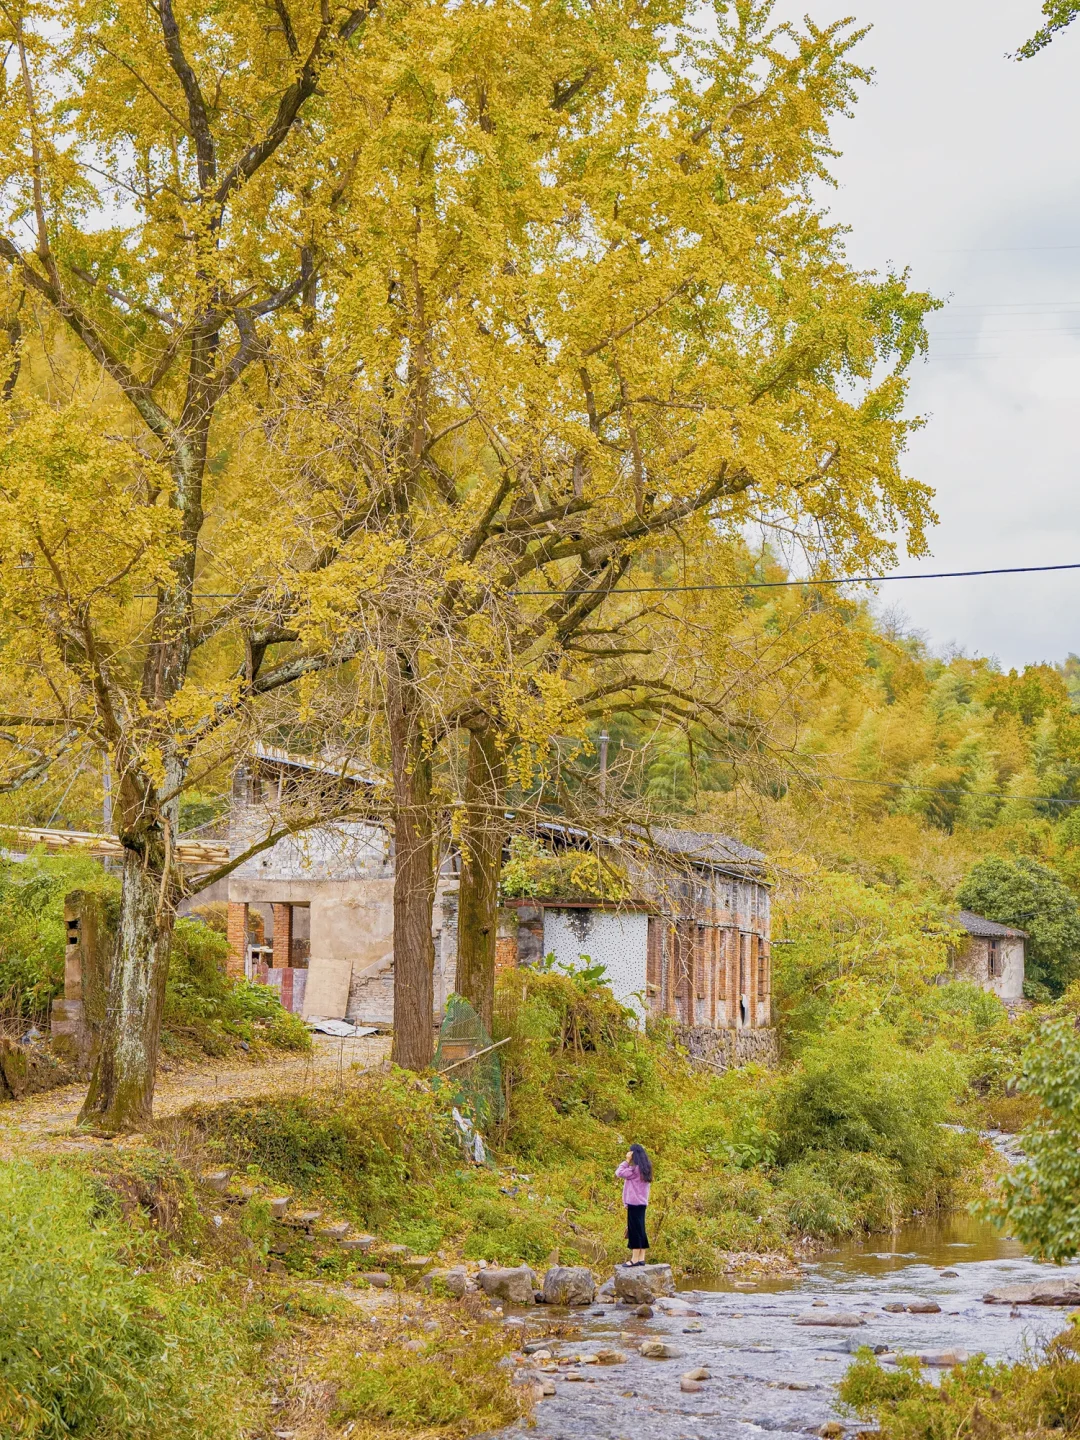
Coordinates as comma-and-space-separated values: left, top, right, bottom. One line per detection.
543, 1265, 596, 1306
614, 1263, 675, 1303
794, 1310, 866, 1327
477, 1264, 537, 1306
984, 1279, 1080, 1306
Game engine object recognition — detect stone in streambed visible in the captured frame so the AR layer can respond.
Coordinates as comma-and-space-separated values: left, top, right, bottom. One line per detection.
681, 1379, 704, 1393
639, 1339, 681, 1359
984, 1279, 1080, 1306
907, 1301, 941, 1314
543, 1265, 596, 1306
681, 1367, 710, 1381
477, 1264, 537, 1306
614, 1263, 675, 1304
656, 1296, 702, 1317
595, 1349, 626, 1365
882, 1302, 908, 1313
423, 1267, 469, 1298
918, 1349, 972, 1367
794, 1311, 866, 1327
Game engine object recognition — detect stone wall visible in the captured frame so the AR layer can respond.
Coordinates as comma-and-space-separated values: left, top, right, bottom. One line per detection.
676, 1023, 779, 1071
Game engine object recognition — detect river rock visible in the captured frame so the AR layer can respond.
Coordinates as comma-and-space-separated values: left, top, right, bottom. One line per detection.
794, 1310, 866, 1327
907, 1301, 941, 1314
635, 1303, 654, 1318
882, 1302, 908, 1313
478, 1264, 537, 1306
918, 1349, 972, 1367
640, 1339, 681, 1359
614, 1263, 675, 1303
656, 1297, 702, 1316
681, 1379, 704, 1392
682, 1367, 711, 1381
984, 1279, 1080, 1306
423, 1267, 469, 1297
595, 1349, 626, 1365
543, 1265, 596, 1306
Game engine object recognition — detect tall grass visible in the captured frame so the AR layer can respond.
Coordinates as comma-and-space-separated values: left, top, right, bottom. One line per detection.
0, 1161, 263, 1439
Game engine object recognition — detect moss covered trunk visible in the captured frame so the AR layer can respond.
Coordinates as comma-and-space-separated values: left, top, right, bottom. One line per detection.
455, 726, 506, 1031
78, 840, 175, 1132
388, 653, 437, 1071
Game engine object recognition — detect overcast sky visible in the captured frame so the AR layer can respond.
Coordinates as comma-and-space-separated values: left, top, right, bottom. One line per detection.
767, 0, 1080, 670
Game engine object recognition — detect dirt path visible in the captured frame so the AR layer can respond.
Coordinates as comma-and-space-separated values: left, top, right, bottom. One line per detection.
0, 1033, 391, 1158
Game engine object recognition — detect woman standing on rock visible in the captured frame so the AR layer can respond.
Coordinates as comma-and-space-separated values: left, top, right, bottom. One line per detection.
616, 1144, 652, 1266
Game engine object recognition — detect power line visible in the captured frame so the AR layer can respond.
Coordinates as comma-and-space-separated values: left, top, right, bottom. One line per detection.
513, 560, 1080, 597
131, 560, 1080, 602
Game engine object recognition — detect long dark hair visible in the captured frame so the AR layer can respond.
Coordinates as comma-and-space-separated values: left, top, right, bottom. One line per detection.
630, 1143, 653, 1182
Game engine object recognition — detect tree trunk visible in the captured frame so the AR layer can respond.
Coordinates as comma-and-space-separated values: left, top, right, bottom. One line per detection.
388, 655, 437, 1071
78, 839, 175, 1132
455, 726, 506, 1031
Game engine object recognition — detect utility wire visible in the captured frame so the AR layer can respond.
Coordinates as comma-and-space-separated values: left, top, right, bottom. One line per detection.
136, 560, 1080, 602
513, 560, 1080, 597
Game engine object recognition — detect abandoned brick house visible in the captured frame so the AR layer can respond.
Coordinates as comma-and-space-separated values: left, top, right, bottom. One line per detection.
949, 909, 1027, 1002
195, 749, 775, 1057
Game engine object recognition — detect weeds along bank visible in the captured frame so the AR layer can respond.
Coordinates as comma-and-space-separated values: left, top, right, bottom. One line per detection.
0, 1152, 526, 1440
192, 965, 986, 1273
0, 936, 1013, 1440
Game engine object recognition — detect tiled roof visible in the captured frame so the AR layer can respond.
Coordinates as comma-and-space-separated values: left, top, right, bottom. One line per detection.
647, 827, 766, 874
952, 909, 1028, 939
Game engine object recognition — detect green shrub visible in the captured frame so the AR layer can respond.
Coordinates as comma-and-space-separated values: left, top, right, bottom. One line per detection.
164, 919, 309, 1055
0, 853, 118, 1018
0, 1160, 259, 1439
839, 1327, 1080, 1440
772, 1025, 960, 1176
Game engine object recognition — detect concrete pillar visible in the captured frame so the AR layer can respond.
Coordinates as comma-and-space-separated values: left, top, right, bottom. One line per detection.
51, 891, 110, 1072
272, 903, 293, 970
226, 901, 248, 979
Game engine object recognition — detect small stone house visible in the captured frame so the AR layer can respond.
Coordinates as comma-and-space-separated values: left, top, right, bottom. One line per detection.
204, 753, 775, 1064
444, 826, 777, 1066
949, 910, 1027, 1002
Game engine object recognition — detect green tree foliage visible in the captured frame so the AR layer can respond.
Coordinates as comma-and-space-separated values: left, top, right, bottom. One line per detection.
982, 1015, 1080, 1262
958, 855, 1080, 996
1016, 0, 1080, 57
772, 870, 955, 1040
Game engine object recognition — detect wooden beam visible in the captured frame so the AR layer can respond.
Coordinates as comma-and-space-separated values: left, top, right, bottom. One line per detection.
1, 826, 228, 868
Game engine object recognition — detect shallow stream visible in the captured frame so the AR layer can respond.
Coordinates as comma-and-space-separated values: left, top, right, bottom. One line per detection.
501, 1214, 1080, 1440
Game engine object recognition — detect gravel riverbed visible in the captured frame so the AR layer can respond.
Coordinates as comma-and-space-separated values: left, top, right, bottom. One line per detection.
498, 1215, 1080, 1440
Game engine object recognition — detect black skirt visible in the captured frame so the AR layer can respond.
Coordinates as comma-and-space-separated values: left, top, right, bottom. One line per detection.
626, 1203, 649, 1250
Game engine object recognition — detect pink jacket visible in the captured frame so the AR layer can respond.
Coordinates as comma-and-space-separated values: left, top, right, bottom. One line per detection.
616, 1161, 650, 1207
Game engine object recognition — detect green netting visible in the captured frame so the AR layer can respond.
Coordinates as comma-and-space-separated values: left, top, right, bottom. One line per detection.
433, 994, 504, 1136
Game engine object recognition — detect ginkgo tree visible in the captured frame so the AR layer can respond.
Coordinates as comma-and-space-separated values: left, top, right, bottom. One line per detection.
0, 0, 403, 1129
250, 0, 940, 1060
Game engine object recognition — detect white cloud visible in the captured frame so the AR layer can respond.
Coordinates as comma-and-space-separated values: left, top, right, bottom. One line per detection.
768, 0, 1080, 667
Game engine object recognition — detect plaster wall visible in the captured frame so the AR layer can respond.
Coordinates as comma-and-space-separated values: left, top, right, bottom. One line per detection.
954, 935, 1025, 1003
542, 908, 649, 1020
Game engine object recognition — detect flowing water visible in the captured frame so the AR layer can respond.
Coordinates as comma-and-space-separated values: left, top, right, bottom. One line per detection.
500, 1214, 1080, 1440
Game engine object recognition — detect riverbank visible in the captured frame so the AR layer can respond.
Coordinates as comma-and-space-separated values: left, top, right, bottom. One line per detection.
496, 1214, 1080, 1440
